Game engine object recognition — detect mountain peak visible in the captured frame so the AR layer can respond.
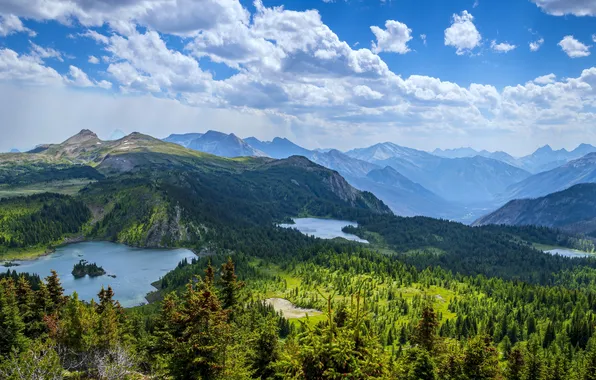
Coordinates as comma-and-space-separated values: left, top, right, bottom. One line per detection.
63, 129, 99, 145
535, 144, 553, 154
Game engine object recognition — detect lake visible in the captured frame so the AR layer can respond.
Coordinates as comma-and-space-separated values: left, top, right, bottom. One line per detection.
280, 218, 369, 243
5, 242, 196, 307
545, 248, 594, 258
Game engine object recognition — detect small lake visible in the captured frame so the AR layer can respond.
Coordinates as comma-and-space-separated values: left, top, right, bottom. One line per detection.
546, 248, 594, 259
280, 218, 368, 243
5, 242, 196, 307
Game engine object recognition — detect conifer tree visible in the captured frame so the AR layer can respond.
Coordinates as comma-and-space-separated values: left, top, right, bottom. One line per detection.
220, 257, 244, 311
0, 280, 27, 357
46, 270, 65, 312
506, 347, 525, 380
413, 306, 439, 353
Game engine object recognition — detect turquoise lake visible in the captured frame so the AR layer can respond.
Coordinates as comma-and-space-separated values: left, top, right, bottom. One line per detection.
280, 218, 369, 243
5, 242, 196, 307
545, 248, 594, 258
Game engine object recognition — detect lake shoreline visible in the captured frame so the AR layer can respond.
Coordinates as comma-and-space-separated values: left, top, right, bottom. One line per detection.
8, 241, 198, 308
1, 236, 202, 264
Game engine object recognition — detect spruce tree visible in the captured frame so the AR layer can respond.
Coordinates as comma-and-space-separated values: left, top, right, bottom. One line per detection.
413, 306, 439, 353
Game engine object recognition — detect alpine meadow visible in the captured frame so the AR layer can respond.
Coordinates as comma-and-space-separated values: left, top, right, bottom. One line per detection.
3, 0, 596, 379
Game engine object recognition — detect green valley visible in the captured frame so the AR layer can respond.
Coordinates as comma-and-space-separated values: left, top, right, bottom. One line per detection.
2, 130, 596, 379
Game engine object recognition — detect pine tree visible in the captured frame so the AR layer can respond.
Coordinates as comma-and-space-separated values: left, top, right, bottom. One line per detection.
584, 335, 596, 380
543, 322, 556, 349
524, 334, 544, 380
506, 347, 525, 380
157, 275, 230, 380
219, 257, 244, 312
45, 270, 65, 313
0, 280, 27, 357
405, 347, 437, 380
462, 335, 500, 380
413, 306, 439, 353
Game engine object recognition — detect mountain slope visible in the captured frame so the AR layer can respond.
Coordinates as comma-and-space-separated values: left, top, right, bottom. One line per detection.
244, 136, 312, 159
345, 166, 456, 217
503, 153, 596, 201
518, 144, 596, 173
187, 131, 266, 157
0, 130, 391, 250
308, 149, 379, 178
475, 183, 596, 235
163, 133, 204, 148
347, 142, 530, 203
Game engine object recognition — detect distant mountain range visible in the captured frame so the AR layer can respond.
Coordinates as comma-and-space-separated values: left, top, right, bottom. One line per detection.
163, 133, 516, 219
244, 137, 311, 159
163, 131, 596, 222
474, 183, 596, 236
165, 130, 266, 158
346, 142, 530, 204
502, 153, 596, 200
165, 133, 452, 218
434, 144, 596, 173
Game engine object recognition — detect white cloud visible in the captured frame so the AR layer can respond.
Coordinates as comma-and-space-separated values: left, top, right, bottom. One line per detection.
80, 29, 110, 44
529, 38, 544, 52
0, 14, 35, 36
0, 48, 63, 85
88, 55, 100, 64
533, 73, 556, 84
370, 20, 413, 54
530, 0, 596, 16
444, 11, 481, 55
558, 35, 591, 58
491, 40, 516, 53
593, 34, 596, 43
105, 30, 212, 94
66, 66, 94, 87
420, 34, 427, 46
29, 42, 63, 62
2, 0, 596, 154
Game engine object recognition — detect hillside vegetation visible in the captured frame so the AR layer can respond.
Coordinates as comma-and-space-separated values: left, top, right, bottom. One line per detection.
476, 183, 596, 237
3, 130, 596, 378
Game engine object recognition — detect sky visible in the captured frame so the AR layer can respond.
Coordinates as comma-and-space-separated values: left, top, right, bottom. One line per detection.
0, 0, 596, 156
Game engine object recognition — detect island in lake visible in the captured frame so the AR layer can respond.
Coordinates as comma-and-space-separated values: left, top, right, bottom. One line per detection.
72, 259, 106, 279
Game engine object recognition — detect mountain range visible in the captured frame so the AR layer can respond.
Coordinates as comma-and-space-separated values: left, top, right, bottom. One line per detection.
434, 144, 596, 173
163, 131, 596, 222
165, 134, 458, 218
474, 183, 596, 236
502, 153, 596, 201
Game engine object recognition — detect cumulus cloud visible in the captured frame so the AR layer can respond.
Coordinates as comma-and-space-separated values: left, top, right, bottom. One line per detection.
66, 66, 94, 87
0, 14, 35, 36
1, 0, 596, 153
420, 34, 427, 46
370, 20, 413, 54
530, 0, 596, 16
29, 42, 63, 62
558, 35, 591, 58
529, 38, 544, 52
88, 55, 100, 64
0, 48, 63, 85
444, 11, 481, 55
491, 40, 516, 53
533, 73, 556, 84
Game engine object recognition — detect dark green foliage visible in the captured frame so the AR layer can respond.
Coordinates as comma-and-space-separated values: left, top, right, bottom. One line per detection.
71, 259, 106, 279
348, 214, 596, 284
0, 193, 90, 252
0, 163, 103, 186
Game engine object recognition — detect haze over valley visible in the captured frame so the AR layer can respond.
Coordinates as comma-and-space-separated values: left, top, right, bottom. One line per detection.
4, 0, 596, 378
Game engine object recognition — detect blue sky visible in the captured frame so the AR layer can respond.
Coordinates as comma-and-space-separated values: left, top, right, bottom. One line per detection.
0, 0, 595, 155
